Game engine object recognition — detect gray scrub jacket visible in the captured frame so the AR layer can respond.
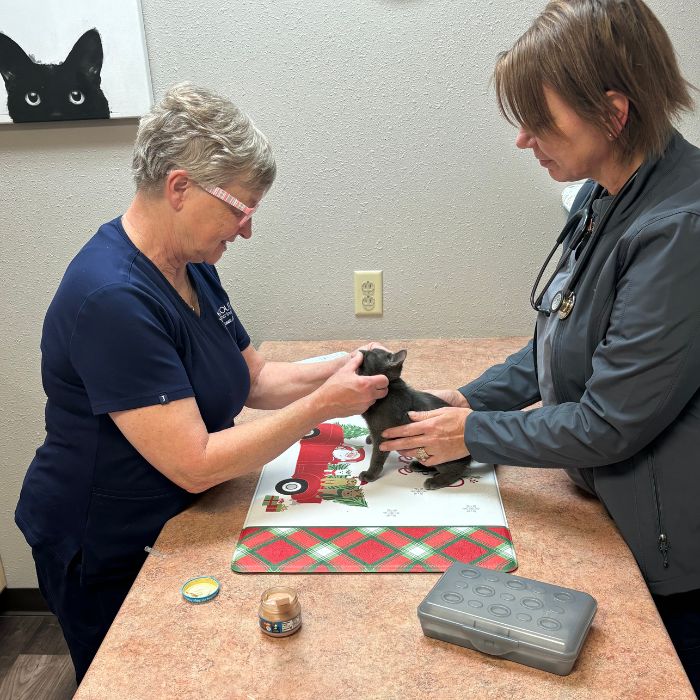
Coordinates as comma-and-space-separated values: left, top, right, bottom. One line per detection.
460, 131, 700, 596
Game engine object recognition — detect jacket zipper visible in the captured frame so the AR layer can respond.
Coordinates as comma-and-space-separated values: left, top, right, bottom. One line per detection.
649, 452, 670, 568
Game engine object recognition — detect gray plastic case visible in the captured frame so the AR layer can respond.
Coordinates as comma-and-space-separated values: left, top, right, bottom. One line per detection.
417, 563, 597, 675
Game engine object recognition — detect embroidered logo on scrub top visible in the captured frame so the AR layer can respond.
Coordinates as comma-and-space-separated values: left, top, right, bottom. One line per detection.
216, 302, 234, 326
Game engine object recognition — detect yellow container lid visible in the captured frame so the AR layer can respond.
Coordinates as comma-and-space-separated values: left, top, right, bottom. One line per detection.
181, 576, 220, 604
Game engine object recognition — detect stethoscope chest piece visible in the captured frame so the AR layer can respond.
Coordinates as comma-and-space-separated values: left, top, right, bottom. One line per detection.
550, 291, 564, 313
555, 291, 576, 319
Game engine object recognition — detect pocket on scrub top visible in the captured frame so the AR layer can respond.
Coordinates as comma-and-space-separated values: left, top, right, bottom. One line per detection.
81, 485, 191, 584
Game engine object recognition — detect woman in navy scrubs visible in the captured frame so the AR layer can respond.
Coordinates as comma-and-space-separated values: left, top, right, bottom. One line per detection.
15, 82, 388, 684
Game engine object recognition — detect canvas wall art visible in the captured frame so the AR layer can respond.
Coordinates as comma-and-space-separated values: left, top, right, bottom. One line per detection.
0, 0, 152, 123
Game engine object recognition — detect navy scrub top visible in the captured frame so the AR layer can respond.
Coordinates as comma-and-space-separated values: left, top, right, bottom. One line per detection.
16, 217, 251, 583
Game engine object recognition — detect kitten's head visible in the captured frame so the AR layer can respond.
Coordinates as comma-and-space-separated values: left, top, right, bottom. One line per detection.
0, 29, 109, 123
358, 348, 407, 381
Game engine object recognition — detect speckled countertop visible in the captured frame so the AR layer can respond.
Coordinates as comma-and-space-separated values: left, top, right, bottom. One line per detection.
73, 339, 695, 700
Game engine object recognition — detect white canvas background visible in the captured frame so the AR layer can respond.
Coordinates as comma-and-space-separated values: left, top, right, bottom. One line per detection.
0, 0, 152, 120
243, 416, 509, 528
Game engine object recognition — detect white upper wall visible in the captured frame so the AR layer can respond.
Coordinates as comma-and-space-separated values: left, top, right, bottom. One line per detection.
1, 0, 698, 586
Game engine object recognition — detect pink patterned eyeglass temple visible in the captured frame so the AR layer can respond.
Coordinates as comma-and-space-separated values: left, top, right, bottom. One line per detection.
201, 185, 258, 224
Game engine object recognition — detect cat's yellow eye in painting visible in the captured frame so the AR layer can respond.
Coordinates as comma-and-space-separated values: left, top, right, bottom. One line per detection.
24, 91, 40, 106
69, 90, 85, 105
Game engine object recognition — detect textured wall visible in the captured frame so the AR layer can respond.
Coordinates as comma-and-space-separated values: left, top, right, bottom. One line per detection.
1, 0, 698, 586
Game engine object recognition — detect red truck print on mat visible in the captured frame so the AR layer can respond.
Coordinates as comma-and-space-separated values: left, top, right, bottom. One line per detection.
274, 423, 366, 504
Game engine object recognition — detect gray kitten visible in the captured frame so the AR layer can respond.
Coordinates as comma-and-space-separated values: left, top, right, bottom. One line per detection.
358, 348, 471, 489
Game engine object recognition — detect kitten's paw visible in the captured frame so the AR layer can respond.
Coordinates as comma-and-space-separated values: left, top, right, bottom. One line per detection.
423, 476, 454, 490
366, 435, 373, 444
359, 470, 379, 482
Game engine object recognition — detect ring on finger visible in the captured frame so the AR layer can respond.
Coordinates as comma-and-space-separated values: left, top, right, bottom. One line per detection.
416, 447, 430, 462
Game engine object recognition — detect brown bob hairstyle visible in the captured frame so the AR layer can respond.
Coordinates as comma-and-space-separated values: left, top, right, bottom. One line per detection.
493, 0, 695, 162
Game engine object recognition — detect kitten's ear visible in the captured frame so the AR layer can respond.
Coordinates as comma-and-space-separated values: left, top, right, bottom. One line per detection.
0, 33, 33, 84
64, 29, 104, 83
390, 349, 407, 366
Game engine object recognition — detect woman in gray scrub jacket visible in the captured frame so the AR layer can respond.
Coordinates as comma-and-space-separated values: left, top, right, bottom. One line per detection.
381, 0, 700, 692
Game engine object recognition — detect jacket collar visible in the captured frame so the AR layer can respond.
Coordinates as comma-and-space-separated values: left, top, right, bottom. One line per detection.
611, 129, 682, 222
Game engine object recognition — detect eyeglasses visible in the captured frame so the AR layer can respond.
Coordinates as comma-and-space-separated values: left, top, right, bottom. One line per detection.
200, 184, 258, 224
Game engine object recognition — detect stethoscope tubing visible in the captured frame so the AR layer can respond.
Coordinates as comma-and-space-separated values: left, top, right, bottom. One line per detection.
531, 171, 639, 318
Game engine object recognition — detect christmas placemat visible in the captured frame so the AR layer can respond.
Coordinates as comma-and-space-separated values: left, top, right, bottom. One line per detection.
232, 417, 517, 574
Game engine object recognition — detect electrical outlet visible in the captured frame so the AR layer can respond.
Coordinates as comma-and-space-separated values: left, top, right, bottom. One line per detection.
354, 270, 383, 316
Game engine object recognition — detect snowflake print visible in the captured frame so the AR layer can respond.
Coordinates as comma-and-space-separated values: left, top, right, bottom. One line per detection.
411, 488, 426, 495
462, 505, 480, 513
384, 508, 400, 517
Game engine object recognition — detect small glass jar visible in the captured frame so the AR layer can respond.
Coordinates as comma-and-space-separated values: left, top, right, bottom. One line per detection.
258, 586, 302, 637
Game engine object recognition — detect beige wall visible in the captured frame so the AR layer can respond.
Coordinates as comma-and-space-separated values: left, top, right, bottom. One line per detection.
1, 0, 699, 587
0, 556, 6, 593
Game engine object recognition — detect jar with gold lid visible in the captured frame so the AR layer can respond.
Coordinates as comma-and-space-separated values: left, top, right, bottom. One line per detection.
258, 586, 302, 637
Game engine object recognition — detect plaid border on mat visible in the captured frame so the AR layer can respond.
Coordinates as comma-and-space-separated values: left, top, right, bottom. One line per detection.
231, 526, 517, 573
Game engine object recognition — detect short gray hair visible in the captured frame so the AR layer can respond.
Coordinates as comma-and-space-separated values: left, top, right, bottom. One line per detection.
132, 82, 276, 192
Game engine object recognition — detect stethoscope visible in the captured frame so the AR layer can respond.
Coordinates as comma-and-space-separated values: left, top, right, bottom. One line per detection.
530, 169, 640, 320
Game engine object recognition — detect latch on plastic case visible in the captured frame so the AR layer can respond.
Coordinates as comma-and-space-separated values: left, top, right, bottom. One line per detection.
470, 624, 519, 656
429, 613, 520, 656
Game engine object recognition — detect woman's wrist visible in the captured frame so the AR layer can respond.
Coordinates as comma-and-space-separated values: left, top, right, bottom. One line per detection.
452, 390, 470, 408
301, 387, 333, 425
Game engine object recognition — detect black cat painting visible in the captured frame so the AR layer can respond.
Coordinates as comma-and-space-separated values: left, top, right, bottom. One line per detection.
0, 28, 110, 123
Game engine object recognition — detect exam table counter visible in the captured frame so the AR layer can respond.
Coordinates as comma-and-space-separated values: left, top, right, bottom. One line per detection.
73, 339, 696, 700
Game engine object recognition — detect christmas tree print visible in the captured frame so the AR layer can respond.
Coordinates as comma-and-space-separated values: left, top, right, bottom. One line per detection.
338, 423, 370, 440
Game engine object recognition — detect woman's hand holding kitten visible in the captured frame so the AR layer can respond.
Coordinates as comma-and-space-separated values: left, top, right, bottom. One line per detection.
380, 405, 472, 467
